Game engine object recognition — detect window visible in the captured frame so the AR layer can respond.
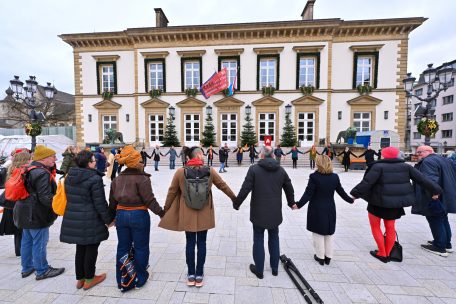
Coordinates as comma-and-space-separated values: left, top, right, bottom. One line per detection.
442, 130, 453, 138
96, 62, 117, 94
415, 88, 423, 96
338, 111, 342, 120
443, 95, 454, 105
257, 55, 279, 90
184, 114, 200, 144
449, 78, 454, 87
145, 59, 165, 92
442, 113, 453, 122
414, 103, 422, 110
259, 113, 275, 141
221, 114, 237, 143
413, 132, 421, 139
384, 111, 389, 120
430, 100, 436, 108
219, 57, 239, 89
353, 112, 371, 132
297, 112, 315, 144
414, 118, 421, 125
353, 52, 378, 88
102, 115, 117, 137
149, 114, 164, 143
296, 53, 320, 89
181, 58, 202, 91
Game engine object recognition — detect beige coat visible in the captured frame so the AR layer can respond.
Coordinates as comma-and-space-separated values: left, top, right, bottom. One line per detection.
105, 153, 115, 179
159, 167, 236, 232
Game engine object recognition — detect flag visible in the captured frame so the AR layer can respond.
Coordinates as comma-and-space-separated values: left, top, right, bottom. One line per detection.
199, 68, 229, 99
226, 73, 237, 97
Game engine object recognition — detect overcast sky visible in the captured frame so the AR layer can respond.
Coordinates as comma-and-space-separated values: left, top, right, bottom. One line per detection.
0, 0, 455, 95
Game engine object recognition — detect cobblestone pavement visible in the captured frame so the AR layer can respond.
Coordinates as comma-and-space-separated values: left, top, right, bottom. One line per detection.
0, 164, 455, 304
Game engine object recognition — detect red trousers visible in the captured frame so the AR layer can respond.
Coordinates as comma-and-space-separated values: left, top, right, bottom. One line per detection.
368, 212, 396, 257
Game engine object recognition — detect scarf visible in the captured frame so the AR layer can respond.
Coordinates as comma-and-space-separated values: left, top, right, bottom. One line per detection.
187, 158, 204, 166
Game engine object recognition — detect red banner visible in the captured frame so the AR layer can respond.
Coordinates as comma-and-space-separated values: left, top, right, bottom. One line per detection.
264, 135, 272, 147
200, 68, 229, 99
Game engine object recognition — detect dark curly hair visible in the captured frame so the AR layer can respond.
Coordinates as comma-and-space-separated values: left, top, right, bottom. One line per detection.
75, 150, 95, 168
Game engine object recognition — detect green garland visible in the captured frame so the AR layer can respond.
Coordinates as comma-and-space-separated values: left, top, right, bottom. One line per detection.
417, 118, 439, 136
102, 90, 113, 100
357, 84, 373, 95
262, 85, 275, 96
25, 122, 42, 137
300, 85, 315, 96
185, 88, 198, 97
149, 89, 162, 98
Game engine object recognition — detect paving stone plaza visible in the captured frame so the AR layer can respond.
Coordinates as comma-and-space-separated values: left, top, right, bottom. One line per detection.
0, 164, 455, 304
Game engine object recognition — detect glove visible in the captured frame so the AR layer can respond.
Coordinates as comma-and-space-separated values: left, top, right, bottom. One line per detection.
231, 198, 240, 210
158, 209, 166, 218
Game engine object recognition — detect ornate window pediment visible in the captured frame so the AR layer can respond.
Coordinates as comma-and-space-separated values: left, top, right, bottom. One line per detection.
347, 95, 382, 105
93, 99, 122, 110
291, 95, 324, 106
252, 96, 284, 107
140, 98, 169, 109
213, 96, 244, 107
176, 97, 206, 108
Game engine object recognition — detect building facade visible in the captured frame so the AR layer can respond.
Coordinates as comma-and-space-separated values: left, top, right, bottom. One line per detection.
409, 60, 456, 153
60, 3, 424, 148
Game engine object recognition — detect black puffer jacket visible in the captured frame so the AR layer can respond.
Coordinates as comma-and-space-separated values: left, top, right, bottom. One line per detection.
13, 162, 57, 229
235, 157, 294, 229
60, 167, 113, 245
351, 159, 442, 208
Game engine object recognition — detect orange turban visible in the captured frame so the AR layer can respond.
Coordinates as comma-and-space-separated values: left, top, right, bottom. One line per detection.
115, 145, 141, 168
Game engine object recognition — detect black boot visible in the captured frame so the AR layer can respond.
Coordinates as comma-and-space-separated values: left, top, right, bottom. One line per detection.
314, 255, 324, 266
324, 256, 331, 265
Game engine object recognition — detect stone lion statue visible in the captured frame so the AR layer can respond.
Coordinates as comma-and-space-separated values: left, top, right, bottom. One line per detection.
103, 129, 124, 144
336, 131, 347, 144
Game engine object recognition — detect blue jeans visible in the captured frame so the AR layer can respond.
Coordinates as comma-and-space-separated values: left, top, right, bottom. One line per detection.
21, 227, 49, 276
185, 230, 207, 276
170, 159, 175, 169
219, 162, 225, 172
252, 225, 280, 275
116, 210, 151, 287
154, 161, 159, 170
250, 157, 255, 164
426, 214, 452, 250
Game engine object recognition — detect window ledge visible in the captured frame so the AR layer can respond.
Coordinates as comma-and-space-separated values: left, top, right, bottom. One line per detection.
214, 48, 244, 56
253, 47, 284, 55
292, 45, 325, 53
140, 51, 169, 59
177, 50, 206, 57
349, 44, 384, 52
92, 55, 120, 62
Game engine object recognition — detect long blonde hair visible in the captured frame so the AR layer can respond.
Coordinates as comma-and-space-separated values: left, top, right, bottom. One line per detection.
315, 155, 333, 174
6, 151, 32, 179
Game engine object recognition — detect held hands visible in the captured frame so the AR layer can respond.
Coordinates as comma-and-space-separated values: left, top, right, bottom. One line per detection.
232, 197, 240, 210
431, 194, 439, 200
106, 220, 115, 228
290, 203, 299, 210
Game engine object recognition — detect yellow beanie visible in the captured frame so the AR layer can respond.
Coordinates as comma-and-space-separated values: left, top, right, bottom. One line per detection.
33, 145, 56, 161
115, 145, 141, 168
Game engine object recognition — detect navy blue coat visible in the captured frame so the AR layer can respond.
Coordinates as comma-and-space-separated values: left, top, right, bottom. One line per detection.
413, 154, 456, 216
297, 172, 353, 235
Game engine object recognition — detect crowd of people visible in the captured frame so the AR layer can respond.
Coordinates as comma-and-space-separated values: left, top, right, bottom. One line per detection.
0, 143, 455, 294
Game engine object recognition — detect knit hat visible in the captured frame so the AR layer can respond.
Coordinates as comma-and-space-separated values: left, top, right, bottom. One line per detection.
381, 146, 399, 159
115, 145, 141, 168
33, 145, 56, 161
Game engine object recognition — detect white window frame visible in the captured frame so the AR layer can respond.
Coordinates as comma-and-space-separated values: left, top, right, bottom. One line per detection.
148, 62, 164, 91
220, 113, 237, 145
442, 130, 453, 138
184, 114, 200, 145
259, 113, 276, 143
184, 61, 200, 89
297, 112, 315, 146
298, 57, 316, 87
102, 115, 117, 137
356, 56, 373, 86
259, 58, 276, 88
101, 64, 114, 92
221, 60, 238, 88
353, 112, 371, 132
149, 114, 165, 144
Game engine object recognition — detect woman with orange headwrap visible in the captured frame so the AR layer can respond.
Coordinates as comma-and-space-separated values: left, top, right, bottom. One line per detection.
109, 145, 165, 291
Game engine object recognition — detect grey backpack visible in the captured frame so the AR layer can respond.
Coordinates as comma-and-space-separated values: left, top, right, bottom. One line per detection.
183, 166, 211, 210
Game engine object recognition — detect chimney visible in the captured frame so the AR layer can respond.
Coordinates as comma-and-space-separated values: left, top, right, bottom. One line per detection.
301, 0, 316, 20
154, 8, 169, 27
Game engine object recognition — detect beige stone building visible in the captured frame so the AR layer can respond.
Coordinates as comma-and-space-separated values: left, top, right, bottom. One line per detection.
60, 1, 424, 148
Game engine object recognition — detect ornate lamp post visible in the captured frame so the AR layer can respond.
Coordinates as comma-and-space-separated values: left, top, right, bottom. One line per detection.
6, 76, 57, 152
285, 104, 292, 115
245, 105, 251, 116
169, 106, 175, 120
403, 63, 454, 146
206, 105, 212, 115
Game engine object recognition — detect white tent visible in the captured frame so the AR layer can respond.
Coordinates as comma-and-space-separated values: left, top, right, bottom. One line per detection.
0, 135, 74, 161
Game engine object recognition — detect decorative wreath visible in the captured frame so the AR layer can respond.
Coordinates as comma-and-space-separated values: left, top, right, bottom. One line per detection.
25, 122, 42, 137
417, 118, 439, 137
300, 85, 315, 96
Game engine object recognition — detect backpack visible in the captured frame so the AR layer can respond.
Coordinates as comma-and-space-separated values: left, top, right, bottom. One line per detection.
4, 165, 51, 201
52, 177, 67, 216
183, 166, 211, 210
118, 248, 138, 292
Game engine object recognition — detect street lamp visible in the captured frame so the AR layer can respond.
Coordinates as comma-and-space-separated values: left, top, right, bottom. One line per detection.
206, 105, 212, 115
285, 104, 292, 115
245, 105, 251, 115
403, 63, 454, 146
169, 106, 175, 120
6, 76, 57, 152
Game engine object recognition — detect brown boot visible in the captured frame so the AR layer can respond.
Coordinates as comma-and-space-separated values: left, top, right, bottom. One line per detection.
83, 273, 106, 290
76, 279, 85, 289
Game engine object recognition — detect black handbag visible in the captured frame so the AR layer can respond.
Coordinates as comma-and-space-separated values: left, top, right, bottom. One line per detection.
384, 232, 403, 262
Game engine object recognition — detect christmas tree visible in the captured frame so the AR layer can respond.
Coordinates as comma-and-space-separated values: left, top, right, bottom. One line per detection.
201, 113, 216, 147
240, 113, 257, 146
280, 113, 297, 147
162, 116, 180, 147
